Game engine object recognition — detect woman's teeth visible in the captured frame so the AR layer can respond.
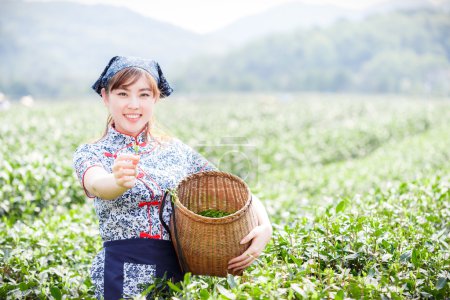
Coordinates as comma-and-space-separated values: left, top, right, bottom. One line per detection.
125, 114, 140, 119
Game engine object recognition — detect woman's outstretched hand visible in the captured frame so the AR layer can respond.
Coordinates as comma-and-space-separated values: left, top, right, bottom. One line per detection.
227, 223, 272, 274
112, 154, 140, 189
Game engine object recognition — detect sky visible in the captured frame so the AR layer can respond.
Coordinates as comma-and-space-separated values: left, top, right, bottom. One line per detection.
31, 0, 410, 33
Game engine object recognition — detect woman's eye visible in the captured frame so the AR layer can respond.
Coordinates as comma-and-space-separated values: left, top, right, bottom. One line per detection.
141, 93, 152, 97
118, 92, 127, 96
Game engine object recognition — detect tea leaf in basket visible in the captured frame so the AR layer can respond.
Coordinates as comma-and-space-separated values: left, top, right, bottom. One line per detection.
197, 209, 232, 218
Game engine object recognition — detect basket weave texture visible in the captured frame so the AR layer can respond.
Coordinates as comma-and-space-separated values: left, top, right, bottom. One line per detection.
168, 171, 258, 277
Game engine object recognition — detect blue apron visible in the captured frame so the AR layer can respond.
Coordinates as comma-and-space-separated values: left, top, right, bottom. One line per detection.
103, 238, 183, 299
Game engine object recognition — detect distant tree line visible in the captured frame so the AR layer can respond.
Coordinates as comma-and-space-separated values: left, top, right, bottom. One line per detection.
0, 7, 449, 98
173, 10, 450, 96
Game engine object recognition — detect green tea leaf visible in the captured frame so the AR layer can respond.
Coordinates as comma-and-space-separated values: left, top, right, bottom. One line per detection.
400, 250, 412, 262
198, 209, 232, 218
200, 289, 210, 300
133, 142, 139, 154
436, 277, 447, 290
290, 283, 305, 297
411, 248, 419, 267
167, 281, 182, 293
336, 200, 346, 214
227, 274, 237, 289
217, 284, 236, 300
50, 287, 62, 300
335, 289, 344, 300
289, 254, 302, 266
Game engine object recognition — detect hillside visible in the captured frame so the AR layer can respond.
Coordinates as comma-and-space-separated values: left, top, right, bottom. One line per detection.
173, 10, 450, 95
206, 2, 365, 47
0, 0, 209, 97
1, 1, 449, 97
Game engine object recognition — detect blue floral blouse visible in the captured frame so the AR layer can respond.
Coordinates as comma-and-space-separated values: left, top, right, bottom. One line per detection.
73, 124, 216, 298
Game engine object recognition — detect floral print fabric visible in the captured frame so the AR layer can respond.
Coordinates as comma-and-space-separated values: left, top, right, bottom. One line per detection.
91, 56, 173, 98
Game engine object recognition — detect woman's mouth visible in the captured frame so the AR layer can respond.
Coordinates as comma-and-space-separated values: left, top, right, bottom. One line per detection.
124, 114, 142, 122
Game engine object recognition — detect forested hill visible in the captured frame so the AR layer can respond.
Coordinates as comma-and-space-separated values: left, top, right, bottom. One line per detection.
173, 10, 450, 95
0, 0, 212, 97
0, 1, 449, 98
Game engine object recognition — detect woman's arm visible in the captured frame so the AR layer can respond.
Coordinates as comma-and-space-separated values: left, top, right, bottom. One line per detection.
84, 154, 139, 200
251, 194, 273, 232
227, 194, 273, 273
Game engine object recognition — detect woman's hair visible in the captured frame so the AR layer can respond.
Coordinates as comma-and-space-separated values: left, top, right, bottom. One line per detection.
97, 67, 172, 144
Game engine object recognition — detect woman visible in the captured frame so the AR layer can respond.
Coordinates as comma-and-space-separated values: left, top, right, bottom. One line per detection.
73, 56, 272, 299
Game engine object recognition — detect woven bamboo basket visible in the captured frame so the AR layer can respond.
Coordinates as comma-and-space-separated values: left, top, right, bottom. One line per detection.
160, 171, 258, 277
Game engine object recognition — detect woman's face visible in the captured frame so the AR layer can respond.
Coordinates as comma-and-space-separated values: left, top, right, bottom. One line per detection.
101, 75, 156, 137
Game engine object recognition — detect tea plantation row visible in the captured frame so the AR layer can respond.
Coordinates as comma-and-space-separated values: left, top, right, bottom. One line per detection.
1, 94, 449, 298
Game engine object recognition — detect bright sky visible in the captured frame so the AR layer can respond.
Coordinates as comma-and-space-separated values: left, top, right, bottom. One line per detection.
32, 0, 395, 33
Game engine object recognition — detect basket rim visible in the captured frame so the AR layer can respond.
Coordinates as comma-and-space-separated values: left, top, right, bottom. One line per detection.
173, 170, 252, 224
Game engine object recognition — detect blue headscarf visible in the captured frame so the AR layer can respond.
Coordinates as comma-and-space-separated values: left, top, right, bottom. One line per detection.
92, 56, 173, 98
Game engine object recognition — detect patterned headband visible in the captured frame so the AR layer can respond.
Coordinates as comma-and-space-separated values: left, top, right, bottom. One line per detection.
92, 56, 173, 98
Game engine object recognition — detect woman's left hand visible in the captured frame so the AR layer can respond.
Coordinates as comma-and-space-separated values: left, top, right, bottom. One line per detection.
227, 224, 272, 273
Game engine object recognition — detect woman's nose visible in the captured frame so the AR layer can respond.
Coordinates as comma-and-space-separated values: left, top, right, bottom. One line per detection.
128, 96, 140, 108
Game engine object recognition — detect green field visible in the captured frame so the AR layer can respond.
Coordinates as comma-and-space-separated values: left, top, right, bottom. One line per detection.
1, 94, 449, 299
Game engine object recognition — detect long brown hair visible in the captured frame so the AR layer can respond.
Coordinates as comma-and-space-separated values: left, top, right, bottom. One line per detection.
97, 67, 172, 144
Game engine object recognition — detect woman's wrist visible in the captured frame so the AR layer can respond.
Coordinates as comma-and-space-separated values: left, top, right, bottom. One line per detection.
252, 195, 272, 232
259, 222, 273, 234
92, 173, 130, 200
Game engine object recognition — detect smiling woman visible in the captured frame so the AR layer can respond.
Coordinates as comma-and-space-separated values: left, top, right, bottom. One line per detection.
101, 70, 158, 137
91, 56, 173, 143
72, 56, 272, 299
